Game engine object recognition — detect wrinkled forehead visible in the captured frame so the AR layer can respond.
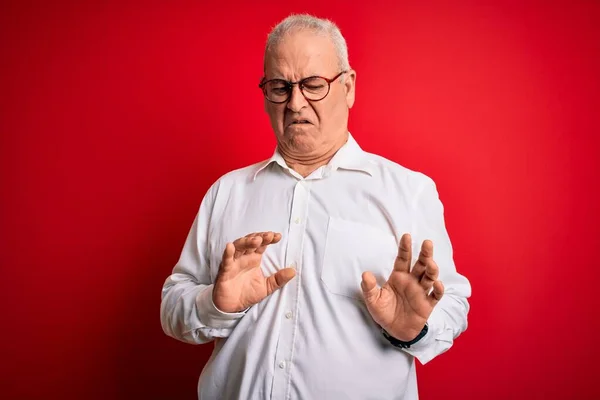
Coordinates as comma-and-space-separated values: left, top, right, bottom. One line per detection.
264, 29, 339, 79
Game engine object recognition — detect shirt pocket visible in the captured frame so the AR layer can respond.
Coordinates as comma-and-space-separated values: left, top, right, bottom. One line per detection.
321, 217, 398, 300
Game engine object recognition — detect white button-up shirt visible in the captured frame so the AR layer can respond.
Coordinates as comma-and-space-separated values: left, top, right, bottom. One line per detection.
161, 133, 471, 400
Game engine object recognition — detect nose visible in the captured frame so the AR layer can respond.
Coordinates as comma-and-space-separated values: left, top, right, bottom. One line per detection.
286, 84, 308, 112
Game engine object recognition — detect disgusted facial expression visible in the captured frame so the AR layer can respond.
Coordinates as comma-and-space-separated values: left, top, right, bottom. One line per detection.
263, 29, 356, 159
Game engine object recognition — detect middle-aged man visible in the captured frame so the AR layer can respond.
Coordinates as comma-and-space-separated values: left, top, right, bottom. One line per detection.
161, 13, 472, 400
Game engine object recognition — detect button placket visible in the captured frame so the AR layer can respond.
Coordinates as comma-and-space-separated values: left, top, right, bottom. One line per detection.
271, 180, 310, 397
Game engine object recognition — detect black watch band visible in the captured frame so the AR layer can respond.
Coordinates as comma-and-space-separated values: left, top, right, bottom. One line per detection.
382, 323, 429, 349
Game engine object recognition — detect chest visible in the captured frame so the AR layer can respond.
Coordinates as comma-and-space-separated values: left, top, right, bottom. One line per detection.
206, 175, 413, 297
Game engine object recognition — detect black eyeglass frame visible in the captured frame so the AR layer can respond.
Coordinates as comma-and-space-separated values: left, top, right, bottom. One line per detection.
258, 71, 348, 104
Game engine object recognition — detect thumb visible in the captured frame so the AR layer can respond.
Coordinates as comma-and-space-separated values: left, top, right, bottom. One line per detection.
361, 271, 380, 303
266, 267, 297, 295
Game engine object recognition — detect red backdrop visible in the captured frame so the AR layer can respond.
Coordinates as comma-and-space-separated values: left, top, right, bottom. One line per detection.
1, 1, 599, 399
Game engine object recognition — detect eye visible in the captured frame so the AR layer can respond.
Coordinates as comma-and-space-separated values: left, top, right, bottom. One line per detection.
302, 77, 327, 92
267, 80, 290, 96
270, 87, 289, 95
304, 84, 325, 90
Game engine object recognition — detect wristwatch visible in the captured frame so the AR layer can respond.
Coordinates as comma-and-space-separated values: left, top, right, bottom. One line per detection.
381, 323, 429, 349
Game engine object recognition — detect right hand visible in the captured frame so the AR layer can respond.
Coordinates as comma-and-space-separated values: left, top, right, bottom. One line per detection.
212, 231, 296, 313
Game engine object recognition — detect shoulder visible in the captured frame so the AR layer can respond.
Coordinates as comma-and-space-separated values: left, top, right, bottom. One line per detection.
202, 159, 271, 198
362, 150, 436, 191
216, 159, 269, 186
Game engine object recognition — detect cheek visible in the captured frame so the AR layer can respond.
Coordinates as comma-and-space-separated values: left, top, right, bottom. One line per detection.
313, 100, 342, 125
311, 103, 326, 123
266, 106, 284, 124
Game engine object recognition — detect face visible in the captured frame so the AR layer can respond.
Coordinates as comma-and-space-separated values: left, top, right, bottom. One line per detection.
263, 29, 356, 158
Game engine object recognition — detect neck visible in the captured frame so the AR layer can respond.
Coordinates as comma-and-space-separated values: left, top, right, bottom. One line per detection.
279, 133, 348, 178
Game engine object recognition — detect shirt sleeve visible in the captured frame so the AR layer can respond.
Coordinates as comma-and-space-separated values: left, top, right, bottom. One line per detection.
160, 182, 247, 345
400, 175, 472, 364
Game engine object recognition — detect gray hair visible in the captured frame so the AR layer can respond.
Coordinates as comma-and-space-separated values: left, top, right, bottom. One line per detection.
264, 13, 350, 72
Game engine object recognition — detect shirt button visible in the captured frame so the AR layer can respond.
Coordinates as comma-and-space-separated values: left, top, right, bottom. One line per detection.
294, 217, 301, 224
279, 361, 286, 369
285, 311, 293, 319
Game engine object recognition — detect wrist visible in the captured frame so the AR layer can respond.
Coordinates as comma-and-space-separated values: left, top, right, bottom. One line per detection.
381, 323, 429, 349
212, 285, 246, 314
384, 327, 423, 342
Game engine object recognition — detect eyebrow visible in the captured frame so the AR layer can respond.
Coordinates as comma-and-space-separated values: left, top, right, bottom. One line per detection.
266, 73, 322, 81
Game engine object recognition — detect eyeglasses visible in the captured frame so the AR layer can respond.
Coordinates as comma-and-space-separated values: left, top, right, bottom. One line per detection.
259, 71, 347, 104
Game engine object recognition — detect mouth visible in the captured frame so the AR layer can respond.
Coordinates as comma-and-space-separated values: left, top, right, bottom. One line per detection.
288, 119, 311, 126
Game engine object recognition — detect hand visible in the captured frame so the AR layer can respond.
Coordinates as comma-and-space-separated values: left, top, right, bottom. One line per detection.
361, 233, 444, 341
212, 231, 296, 313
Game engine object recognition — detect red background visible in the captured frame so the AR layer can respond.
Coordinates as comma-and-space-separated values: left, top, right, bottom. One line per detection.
1, 1, 599, 399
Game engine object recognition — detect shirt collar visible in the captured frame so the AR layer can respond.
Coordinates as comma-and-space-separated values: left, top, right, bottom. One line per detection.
328, 132, 374, 176
253, 132, 374, 181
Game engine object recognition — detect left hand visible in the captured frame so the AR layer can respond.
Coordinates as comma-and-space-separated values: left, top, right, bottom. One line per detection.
361, 233, 444, 342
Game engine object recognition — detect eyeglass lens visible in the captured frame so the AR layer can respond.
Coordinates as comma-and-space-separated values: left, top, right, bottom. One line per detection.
264, 77, 329, 102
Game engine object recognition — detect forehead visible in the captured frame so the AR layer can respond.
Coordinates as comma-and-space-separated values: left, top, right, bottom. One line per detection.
264, 29, 338, 78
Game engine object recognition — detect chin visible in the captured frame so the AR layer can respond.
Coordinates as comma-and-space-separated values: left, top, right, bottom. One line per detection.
280, 129, 319, 154
290, 138, 318, 153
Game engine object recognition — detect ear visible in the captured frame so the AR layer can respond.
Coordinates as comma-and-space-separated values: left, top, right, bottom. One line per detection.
344, 69, 357, 108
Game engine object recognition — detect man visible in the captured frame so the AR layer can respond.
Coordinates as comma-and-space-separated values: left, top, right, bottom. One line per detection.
161, 13, 471, 400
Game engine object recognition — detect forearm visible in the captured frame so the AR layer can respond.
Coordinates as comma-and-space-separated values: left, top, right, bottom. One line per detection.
160, 273, 247, 344
402, 174, 471, 363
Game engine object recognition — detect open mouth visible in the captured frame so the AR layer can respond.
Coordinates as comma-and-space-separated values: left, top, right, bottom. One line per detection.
291, 120, 310, 125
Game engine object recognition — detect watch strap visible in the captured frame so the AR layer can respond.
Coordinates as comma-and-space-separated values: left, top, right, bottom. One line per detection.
382, 323, 429, 349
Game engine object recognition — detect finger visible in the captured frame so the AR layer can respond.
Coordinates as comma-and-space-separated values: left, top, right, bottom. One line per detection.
233, 235, 251, 258
262, 231, 275, 243
258, 231, 282, 245
243, 235, 263, 255
412, 240, 433, 279
420, 259, 439, 292
258, 231, 275, 249
256, 232, 281, 255
428, 280, 444, 306
393, 234, 412, 273
232, 235, 261, 258
220, 242, 235, 271
265, 267, 296, 295
232, 237, 244, 259
361, 271, 380, 304
424, 258, 440, 282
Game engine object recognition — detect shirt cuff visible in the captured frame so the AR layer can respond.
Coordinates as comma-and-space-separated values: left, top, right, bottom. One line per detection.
400, 308, 454, 364
195, 285, 248, 330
